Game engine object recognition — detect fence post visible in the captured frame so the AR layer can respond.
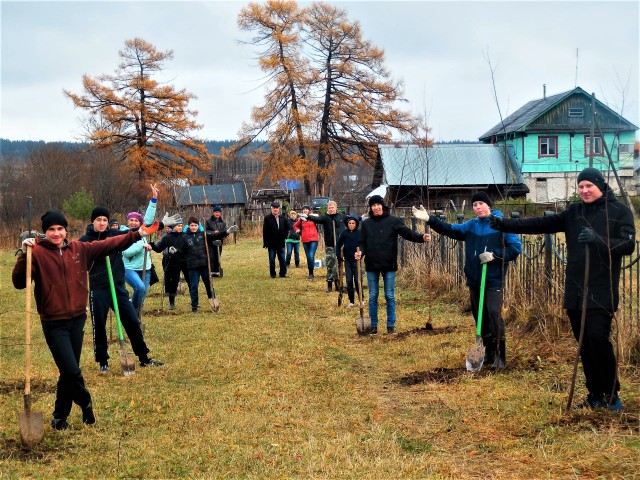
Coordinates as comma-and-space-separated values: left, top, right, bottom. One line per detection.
439, 214, 447, 263
543, 211, 554, 295
456, 213, 464, 285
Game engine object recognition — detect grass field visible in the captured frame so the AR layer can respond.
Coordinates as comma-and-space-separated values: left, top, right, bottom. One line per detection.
0, 237, 639, 479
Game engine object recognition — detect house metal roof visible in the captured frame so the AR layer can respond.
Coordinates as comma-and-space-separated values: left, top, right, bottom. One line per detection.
479, 86, 638, 140
378, 143, 525, 187
176, 182, 248, 207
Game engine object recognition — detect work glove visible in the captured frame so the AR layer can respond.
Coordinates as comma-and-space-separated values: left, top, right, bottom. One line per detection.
488, 215, 504, 230
412, 205, 431, 222
479, 251, 495, 264
139, 221, 160, 237
161, 213, 182, 229
226, 225, 239, 234
212, 240, 223, 247
21, 237, 37, 249
168, 246, 177, 254
578, 227, 597, 244
298, 213, 308, 220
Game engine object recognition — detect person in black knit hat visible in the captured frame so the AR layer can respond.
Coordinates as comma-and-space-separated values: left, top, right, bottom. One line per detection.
13, 210, 159, 429
489, 167, 636, 410
80, 207, 166, 373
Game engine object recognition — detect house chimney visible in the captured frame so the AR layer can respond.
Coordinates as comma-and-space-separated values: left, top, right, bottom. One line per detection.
543, 84, 546, 99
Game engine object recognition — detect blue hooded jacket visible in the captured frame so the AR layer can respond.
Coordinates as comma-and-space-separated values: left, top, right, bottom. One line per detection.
428, 209, 521, 288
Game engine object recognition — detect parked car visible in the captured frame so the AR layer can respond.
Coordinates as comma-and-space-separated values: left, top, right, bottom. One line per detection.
252, 189, 289, 202
311, 196, 332, 212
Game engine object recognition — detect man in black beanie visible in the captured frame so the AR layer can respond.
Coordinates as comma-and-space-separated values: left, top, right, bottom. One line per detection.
80, 206, 165, 372
356, 195, 430, 335
13, 210, 160, 429
489, 167, 636, 410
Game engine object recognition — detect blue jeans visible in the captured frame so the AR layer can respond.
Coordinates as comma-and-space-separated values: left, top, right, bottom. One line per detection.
125, 269, 151, 313
268, 247, 287, 277
302, 241, 318, 272
188, 266, 213, 309
366, 271, 396, 328
286, 241, 300, 266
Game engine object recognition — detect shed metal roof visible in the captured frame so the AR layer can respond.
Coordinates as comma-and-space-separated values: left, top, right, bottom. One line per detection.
378, 143, 524, 187
176, 182, 248, 207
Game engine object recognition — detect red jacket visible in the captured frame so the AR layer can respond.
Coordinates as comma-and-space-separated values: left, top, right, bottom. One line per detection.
12, 231, 141, 321
293, 218, 319, 243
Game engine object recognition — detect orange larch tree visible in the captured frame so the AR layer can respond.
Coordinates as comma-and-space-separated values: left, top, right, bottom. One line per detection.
64, 38, 210, 182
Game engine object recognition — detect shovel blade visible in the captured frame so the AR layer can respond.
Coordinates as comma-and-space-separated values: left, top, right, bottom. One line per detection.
18, 409, 44, 449
120, 351, 136, 376
209, 297, 220, 313
465, 337, 485, 372
356, 316, 372, 335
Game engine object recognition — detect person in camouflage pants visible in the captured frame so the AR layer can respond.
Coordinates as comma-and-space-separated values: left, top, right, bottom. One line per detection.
306, 201, 346, 293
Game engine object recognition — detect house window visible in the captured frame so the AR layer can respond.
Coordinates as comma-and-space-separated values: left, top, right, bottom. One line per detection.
539, 136, 558, 158
568, 108, 584, 118
584, 136, 603, 156
619, 144, 634, 154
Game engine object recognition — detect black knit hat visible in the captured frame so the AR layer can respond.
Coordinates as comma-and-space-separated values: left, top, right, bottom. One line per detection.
91, 206, 110, 222
270, 201, 281, 208
368, 195, 385, 207
470, 191, 493, 207
109, 218, 119, 227
213, 205, 222, 212
41, 210, 68, 231
577, 167, 606, 192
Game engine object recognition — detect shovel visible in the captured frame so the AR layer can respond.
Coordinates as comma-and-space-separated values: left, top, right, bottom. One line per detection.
203, 222, 220, 312
355, 248, 371, 335
466, 262, 487, 372
106, 258, 135, 376
217, 241, 224, 278
18, 244, 44, 449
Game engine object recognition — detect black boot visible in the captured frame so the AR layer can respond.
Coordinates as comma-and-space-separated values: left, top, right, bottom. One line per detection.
492, 337, 506, 370
168, 294, 176, 310
326, 281, 333, 293
482, 335, 495, 366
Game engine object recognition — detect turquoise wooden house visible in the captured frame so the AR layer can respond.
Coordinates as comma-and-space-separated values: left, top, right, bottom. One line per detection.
479, 86, 637, 202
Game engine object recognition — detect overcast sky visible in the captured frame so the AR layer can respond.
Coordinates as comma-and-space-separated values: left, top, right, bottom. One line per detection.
1, 0, 638, 143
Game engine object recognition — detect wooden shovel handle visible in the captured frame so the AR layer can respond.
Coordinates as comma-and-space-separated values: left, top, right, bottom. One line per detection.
25, 245, 33, 397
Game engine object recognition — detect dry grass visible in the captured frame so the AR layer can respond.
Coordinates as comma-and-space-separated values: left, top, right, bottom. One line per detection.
1, 238, 639, 479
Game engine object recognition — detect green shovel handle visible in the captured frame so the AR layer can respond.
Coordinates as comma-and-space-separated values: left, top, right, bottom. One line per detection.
105, 257, 126, 343
476, 262, 488, 337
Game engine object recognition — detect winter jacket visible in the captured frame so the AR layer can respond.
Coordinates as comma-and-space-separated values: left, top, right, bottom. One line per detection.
79, 225, 131, 288
497, 187, 635, 311
12, 231, 141, 321
262, 214, 288, 249
293, 217, 319, 243
359, 206, 425, 272
285, 217, 301, 243
151, 231, 187, 269
428, 210, 522, 289
205, 215, 227, 247
336, 215, 362, 262
307, 212, 346, 248
182, 230, 228, 269
122, 197, 157, 271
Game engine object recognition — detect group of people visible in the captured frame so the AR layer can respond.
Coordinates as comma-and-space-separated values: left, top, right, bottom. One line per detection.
13, 166, 636, 433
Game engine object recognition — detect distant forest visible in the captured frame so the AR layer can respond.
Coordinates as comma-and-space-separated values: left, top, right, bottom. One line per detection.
0, 138, 262, 161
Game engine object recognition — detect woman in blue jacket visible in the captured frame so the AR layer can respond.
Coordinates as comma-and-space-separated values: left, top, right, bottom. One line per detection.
413, 192, 522, 369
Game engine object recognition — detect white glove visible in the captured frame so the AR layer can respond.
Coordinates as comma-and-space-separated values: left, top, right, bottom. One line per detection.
161, 212, 182, 228
412, 205, 430, 222
226, 225, 239, 234
298, 213, 308, 220
479, 251, 495, 264
22, 237, 37, 248
168, 246, 177, 254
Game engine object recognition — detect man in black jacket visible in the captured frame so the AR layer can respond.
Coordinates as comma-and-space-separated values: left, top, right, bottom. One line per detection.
490, 168, 636, 410
262, 202, 289, 278
205, 205, 227, 276
355, 195, 430, 335
80, 207, 165, 372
